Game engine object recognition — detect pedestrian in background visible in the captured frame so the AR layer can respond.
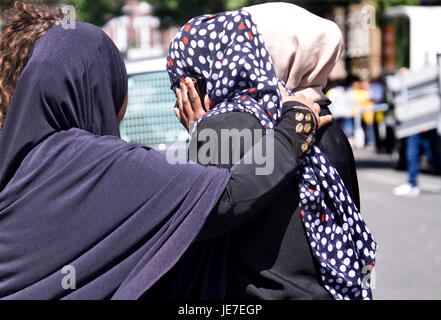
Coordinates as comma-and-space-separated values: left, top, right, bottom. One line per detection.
327, 78, 355, 144
393, 67, 439, 197
394, 130, 439, 197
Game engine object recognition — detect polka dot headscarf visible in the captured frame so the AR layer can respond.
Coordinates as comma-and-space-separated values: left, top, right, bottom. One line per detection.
167, 9, 377, 300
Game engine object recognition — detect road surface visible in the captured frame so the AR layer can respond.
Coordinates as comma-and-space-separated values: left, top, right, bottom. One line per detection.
354, 149, 441, 300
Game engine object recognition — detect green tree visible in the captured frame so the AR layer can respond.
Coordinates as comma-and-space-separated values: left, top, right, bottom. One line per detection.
0, 0, 124, 26
66, 0, 125, 26
146, 0, 357, 28
147, 0, 226, 29
1, 0, 423, 27
380, 0, 420, 9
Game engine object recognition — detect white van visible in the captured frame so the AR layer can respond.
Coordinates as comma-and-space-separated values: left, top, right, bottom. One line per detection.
384, 5, 441, 138
383, 6, 441, 172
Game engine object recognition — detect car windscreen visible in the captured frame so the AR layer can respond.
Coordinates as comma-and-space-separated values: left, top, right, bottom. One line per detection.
120, 71, 189, 149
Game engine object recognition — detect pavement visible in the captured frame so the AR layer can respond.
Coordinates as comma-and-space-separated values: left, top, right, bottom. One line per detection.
354, 148, 441, 300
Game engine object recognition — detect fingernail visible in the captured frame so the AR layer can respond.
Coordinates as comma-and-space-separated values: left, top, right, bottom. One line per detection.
180, 78, 186, 84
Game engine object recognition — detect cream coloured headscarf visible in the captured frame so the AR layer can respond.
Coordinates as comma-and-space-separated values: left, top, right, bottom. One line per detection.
244, 2, 344, 102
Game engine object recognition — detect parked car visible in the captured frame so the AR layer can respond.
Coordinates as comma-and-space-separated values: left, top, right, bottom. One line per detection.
121, 56, 189, 157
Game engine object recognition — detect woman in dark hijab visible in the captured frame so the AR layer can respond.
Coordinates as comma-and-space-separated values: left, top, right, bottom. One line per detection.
0, 2, 323, 299
165, 6, 377, 300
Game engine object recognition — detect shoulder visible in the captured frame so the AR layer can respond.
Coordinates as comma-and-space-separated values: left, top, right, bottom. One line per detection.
191, 111, 265, 168
198, 111, 264, 132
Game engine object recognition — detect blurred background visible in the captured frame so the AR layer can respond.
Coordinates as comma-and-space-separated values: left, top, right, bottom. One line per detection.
1, 0, 441, 299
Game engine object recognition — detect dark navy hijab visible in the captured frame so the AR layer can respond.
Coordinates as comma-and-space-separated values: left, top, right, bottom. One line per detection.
0, 22, 127, 189
167, 9, 377, 300
0, 23, 229, 299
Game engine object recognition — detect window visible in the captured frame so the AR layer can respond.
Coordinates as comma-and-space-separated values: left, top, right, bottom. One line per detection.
120, 71, 189, 149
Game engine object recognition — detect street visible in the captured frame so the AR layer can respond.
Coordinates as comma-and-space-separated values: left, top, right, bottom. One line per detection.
354, 149, 441, 300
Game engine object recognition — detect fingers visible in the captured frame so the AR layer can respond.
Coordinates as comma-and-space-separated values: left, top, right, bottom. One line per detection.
204, 95, 211, 112
174, 107, 181, 122
288, 94, 321, 124
175, 89, 188, 131
278, 83, 290, 100
283, 92, 333, 130
290, 94, 310, 108
185, 78, 204, 114
176, 78, 208, 132
180, 80, 192, 121
312, 103, 321, 115
318, 115, 333, 129
302, 102, 320, 120
309, 103, 333, 130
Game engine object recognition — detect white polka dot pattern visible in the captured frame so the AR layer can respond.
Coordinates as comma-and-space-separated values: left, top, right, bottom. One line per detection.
300, 146, 377, 300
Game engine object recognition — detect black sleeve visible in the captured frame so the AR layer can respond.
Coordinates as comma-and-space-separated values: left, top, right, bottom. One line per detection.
196, 102, 318, 241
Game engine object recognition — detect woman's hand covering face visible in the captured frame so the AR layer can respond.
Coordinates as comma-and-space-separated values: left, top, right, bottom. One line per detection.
173, 78, 333, 133
278, 84, 333, 130
174, 78, 210, 132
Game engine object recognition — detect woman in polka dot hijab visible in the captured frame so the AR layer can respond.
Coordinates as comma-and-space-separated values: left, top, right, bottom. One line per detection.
166, 9, 377, 300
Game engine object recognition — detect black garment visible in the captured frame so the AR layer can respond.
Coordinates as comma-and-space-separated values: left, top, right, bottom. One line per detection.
197, 103, 318, 240
194, 101, 360, 300
143, 103, 317, 299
